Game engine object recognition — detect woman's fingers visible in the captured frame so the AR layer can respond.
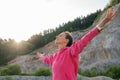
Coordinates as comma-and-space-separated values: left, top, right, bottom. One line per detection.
110, 8, 116, 20
36, 52, 44, 58
107, 8, 113, 19
36, 52, 41, 57
106, 8, 116, 20
112, 10, 117, 18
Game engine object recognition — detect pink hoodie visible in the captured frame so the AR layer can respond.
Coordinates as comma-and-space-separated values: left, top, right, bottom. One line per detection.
41, 27, 100, 80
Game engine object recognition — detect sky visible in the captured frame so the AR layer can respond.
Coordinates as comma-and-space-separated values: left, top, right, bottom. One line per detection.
0, 0, 109, 42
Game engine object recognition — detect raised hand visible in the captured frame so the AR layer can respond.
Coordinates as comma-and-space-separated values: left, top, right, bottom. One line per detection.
36, 52, 44, 58
97, 7, 116, 30
104, 8, 116, 21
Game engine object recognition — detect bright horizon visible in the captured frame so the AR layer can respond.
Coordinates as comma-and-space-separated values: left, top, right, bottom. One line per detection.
0, 0, 109, 42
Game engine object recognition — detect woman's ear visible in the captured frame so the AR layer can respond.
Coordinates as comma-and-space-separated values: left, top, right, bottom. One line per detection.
66, 39, 69, 44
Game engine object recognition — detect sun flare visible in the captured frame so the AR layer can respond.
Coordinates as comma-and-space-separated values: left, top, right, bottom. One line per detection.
15, 39, 22, 43
13, 36, 27, 43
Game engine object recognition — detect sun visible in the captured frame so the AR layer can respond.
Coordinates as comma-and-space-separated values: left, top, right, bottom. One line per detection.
15, 38, 22, 43
11, 34, 29, 43
13, 36, 25, 43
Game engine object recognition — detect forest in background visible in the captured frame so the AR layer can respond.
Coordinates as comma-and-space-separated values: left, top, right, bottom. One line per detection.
0, 0, 119, 66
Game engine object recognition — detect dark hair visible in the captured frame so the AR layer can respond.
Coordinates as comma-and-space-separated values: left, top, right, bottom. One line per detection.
64, 31, 73, 47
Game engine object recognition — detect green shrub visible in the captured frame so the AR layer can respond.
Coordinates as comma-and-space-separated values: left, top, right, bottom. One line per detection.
33, 67, 51, 76
77, 77, 82, 80
0, 77, 12, 80
0, 68, 8, 76
105, 65, 120, 79
6, 64, 21, 75
78, 65, 120, 79
20, 72, 32, 76
0, 64, 21, 76
78, 68, 98, 77
105, 0, 120, 10
109, 0, 120, 6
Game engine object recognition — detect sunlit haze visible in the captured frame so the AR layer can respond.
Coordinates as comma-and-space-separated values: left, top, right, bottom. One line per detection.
0, 0, 109, 42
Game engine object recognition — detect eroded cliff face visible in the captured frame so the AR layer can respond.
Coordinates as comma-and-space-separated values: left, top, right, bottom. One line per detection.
80, 3, 120, 70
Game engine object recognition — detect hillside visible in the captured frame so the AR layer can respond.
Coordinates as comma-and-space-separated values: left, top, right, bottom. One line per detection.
80, 4, 120, 70
7, 3, 120, 74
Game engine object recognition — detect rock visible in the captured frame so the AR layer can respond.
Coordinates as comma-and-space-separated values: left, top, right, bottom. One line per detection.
88, 76, 114, 80
77, 75, 114, 80
0, 76, 51, 80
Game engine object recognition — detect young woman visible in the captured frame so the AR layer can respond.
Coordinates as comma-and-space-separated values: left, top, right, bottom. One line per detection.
37, 8, 115, 80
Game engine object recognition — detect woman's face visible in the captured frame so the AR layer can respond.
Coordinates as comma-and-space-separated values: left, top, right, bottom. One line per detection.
55, 32, 69, 45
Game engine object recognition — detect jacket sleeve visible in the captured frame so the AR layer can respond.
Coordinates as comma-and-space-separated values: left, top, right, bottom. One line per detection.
41, 53, 57, 66
69, 27, 100, 56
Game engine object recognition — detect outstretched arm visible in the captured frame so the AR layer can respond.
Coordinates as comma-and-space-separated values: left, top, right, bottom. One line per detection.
70, 27, 100, 56
37, 52, 56, 66
70, 8, 116, 56
97, 8, 115, 30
